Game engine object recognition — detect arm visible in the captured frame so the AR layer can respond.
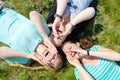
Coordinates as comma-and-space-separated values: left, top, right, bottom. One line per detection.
56, 0, 68, 16
76, 64, 94, 80
0, 46, 44, 64
66, 54, 93, 80
29, 11, 48, 39
88, 46, 120, 61
52, 0, 68, 36
72, 46, 120, 61
61, 7, 95, 36
29, 11, 57, 53
0, 46, 31, 58
70, 7, 95, 26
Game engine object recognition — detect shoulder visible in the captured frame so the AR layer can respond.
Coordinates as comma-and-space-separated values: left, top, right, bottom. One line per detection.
90, 45, 100, 51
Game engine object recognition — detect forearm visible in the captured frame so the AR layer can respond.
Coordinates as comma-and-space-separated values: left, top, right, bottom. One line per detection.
76, 64, 94, 80
70, 7, 95, 26
89, 49, 120, 61
0, 46, 31, 58
56, 0, 68, 16
29, 11, 48, 39
81, 46, 120, 61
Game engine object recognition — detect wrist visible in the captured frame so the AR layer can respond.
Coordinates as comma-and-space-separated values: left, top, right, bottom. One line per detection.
75, 63, 82, 68
86, 49, 90, 56
54, 13, 62, 20
82, 50, 87, 55
69, 22, 74, 27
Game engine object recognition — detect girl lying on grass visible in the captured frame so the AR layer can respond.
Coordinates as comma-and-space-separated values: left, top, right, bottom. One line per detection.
62, 35, 120, 80
0, 7, 62, 70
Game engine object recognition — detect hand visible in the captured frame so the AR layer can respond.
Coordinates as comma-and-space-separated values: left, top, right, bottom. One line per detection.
59, 22, 73, 37
66, 53, 80, 67
69, 47, 86, 56
52, 17, 62, 37
43, 37, 58, 54
30, 52, 45, 65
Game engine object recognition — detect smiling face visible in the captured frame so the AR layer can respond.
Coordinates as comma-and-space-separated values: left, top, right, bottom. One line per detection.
36, 43, 62, 69
62, 41, 80, 59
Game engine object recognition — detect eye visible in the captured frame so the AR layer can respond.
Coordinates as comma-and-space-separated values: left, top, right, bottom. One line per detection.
68, 46, 72, 50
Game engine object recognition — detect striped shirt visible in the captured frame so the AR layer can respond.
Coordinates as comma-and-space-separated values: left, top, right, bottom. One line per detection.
74, 45, 120, 80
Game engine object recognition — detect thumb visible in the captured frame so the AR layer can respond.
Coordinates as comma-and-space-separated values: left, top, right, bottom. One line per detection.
60, 30, 68, 37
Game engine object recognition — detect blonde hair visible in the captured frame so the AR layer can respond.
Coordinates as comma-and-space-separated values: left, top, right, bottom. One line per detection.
0, 57, 62, 70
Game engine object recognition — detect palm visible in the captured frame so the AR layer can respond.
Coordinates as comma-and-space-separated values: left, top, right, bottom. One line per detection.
43, 39, 57, 53
60, 23, 72, 36
67, 56, 80, 66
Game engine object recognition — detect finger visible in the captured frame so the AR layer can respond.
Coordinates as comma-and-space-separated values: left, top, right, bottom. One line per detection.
33, 53, 45, 65
52, 25, 58, 36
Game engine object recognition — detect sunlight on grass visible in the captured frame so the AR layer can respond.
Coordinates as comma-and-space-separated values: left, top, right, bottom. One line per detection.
0, 0, 120, 79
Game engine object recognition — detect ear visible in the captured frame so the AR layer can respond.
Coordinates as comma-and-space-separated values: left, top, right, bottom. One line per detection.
76, 42, 80, 47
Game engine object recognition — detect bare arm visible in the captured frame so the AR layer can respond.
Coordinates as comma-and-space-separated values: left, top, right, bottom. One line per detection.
29, 11, 48, 39
56, 0, 68, 16
29, 11, 57, 53
70, 7, 95, 26
70, 45, 120, 61
66, 54, 93, 80
0, 46, 43, 64
76, 64, 94, 80
61, 7, 95, 36
0, 46, 31, 58
52, 0, 68, 37
89, 46, 120, 61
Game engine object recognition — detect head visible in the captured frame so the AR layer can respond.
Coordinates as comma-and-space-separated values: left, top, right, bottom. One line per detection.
62, 41, 81, 59
36, 43, 62, 70
62, 36, 98, 59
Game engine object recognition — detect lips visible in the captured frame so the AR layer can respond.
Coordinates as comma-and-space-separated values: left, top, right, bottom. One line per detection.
43, 49, 49, 57
43, 49, 57, 63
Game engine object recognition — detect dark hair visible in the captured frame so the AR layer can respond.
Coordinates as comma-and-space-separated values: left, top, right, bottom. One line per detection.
62, 35, 98, 49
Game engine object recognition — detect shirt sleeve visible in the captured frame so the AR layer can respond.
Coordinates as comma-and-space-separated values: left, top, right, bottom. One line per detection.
74, 68, 80, 80
90, 45, 100, 51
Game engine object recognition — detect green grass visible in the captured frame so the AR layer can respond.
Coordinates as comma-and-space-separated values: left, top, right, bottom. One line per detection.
0, 0, 120, 80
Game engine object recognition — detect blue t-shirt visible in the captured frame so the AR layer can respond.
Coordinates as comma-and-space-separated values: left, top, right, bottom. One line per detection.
74, 45, 120, 80
0, 8, 50, 64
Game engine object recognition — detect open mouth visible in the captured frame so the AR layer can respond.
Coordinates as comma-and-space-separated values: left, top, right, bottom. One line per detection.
71, 52, 78, 57
43, 50, 49, 57
43, 49, 57, 63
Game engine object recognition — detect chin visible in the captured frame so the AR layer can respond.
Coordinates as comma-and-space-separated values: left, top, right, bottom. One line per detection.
55, 43, 61, 47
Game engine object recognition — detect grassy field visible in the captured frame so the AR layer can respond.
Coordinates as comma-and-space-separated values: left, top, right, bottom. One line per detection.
0, 0, 120, 80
